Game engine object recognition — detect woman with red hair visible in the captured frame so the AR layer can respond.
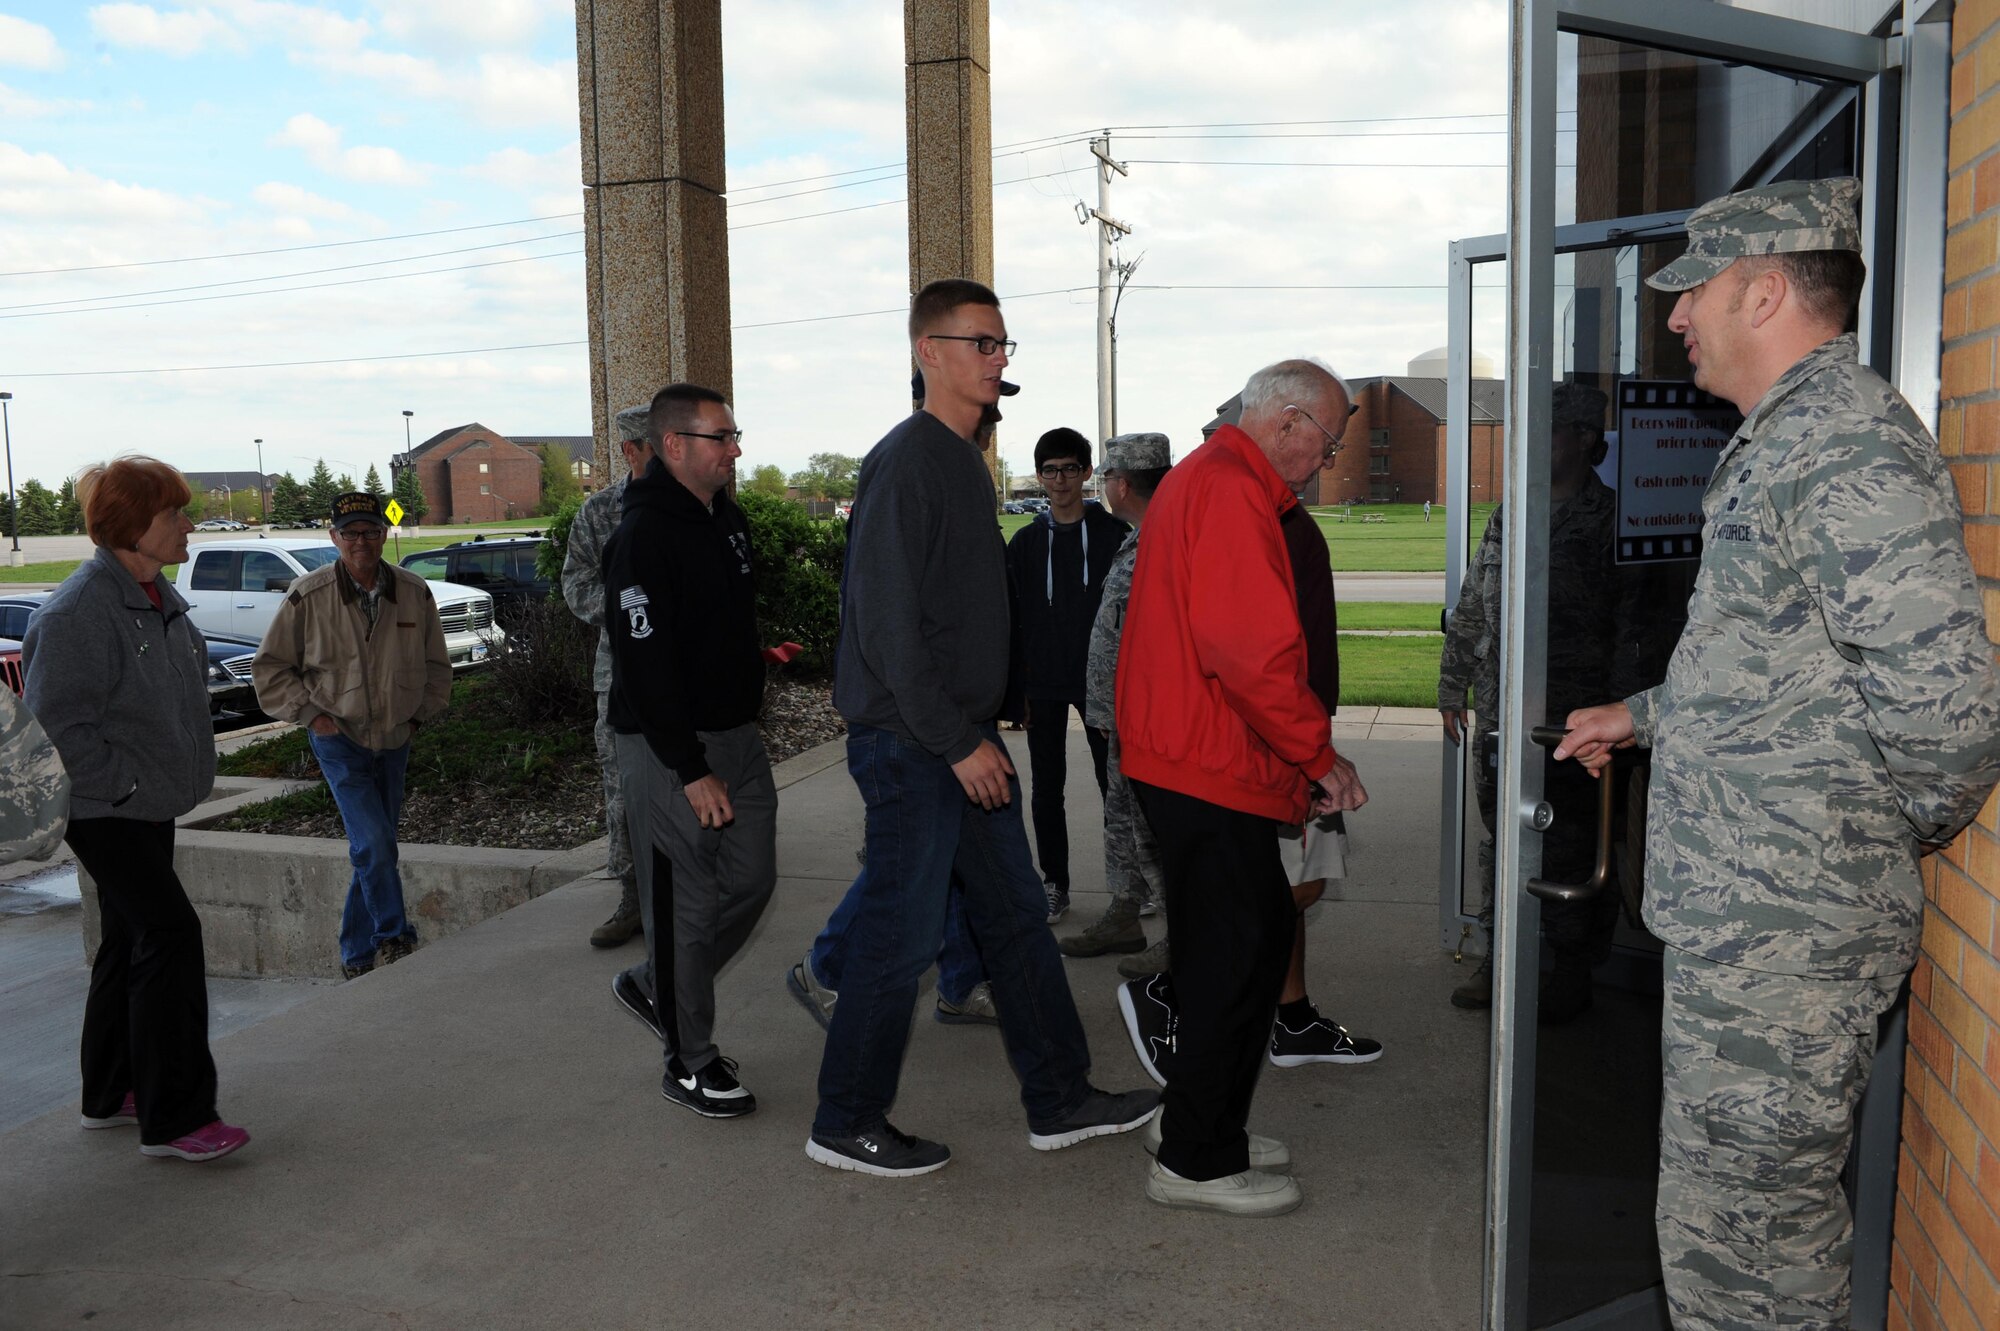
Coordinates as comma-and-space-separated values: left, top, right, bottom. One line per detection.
23, 456, 249, 1163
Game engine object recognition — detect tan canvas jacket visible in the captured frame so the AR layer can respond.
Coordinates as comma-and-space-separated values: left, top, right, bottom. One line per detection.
252, 560, 452, 752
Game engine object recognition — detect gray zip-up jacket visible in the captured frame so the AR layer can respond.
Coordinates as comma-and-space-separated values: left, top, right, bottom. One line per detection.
23, 547, 216, 822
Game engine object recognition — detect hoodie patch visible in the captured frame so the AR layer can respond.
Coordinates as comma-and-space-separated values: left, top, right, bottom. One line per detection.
618, 585, 654, 640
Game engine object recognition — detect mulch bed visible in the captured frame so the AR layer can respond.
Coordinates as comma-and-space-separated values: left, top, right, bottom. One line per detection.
219, 677, 844, 850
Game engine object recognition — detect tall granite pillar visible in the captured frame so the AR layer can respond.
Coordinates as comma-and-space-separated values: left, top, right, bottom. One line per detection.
904, 0, 999, 474
575, 0, 731, 483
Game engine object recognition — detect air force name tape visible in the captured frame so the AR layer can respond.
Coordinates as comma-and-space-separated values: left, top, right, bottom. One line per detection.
618, 585, 653, 640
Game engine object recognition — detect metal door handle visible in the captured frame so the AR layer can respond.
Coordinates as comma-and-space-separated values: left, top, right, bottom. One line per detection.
1524, 725, 1613, 903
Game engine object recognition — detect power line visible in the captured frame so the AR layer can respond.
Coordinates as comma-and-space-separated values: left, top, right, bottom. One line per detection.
0, 231, 583, 312
1124, 159, 1573, 168
0, 213, 585, 279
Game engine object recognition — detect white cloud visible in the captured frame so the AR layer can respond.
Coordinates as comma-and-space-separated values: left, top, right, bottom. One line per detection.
251, 180, 358, 220
270, 112, 430, 186
309, 46, 575, 129
0, 141, 208, 223
0, 82, 89, 117
0, 14, 63, 69
88, 4, 245, 58
374, 0, 568, 54
464, 142, 579, 192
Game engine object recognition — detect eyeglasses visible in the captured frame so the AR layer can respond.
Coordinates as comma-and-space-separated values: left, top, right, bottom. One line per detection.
674, 428, 745, 447
1038, 463, 1085, 479
333, 527, 386, 543
1285, 403, 1353, 461
928, 334, 1017, 357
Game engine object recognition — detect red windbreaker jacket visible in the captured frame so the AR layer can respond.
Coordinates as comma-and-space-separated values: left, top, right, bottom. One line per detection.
1115, 424, 1337, 823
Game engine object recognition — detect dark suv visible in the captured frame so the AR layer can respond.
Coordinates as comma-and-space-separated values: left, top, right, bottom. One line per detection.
400, 536, 550, 623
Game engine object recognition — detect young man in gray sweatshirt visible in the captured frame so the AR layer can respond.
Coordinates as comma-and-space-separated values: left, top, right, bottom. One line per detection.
805, 278, 1157, 1177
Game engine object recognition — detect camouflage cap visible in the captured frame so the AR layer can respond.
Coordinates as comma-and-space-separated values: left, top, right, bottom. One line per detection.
1645, 176, 1861, 292
1551, 382, 1608, 435
1100, 432, 1172, 472
613, 403, 651, 443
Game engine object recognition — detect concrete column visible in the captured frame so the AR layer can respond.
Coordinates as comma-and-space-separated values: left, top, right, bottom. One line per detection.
904, 0, 1000, 475
575, 0, 732, 483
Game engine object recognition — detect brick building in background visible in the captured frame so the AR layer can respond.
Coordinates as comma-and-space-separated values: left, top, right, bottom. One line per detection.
393, 424, 544, 525
1892, 5, 2000, 1327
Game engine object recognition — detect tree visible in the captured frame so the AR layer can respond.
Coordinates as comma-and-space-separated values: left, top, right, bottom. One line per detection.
363, 464, 386, 497
392, 464, 430, 521
536, 444, 581, 516
56, 478, 81, 534
303, 460, 341, 517
15, 480, 61, 536
787, 452, 861, 501
269, 472, 309, 526
744, 463, 788, 498
335, 473, 356, 495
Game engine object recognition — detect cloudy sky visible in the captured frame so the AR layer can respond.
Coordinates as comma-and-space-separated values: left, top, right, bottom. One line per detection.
0, 0, 1519, 493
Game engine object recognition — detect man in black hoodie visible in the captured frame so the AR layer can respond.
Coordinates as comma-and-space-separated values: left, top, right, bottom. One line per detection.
604, 382, 774, 1119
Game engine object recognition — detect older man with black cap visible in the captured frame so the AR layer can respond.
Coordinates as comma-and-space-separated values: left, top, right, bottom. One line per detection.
563, 402, 655, 959
1557, 178, 2000, 1329
254, 491, 451, 979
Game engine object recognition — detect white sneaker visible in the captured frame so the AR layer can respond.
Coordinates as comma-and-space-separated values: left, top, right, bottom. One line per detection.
1140, 1110, 1290, 1173
1144, 1159, 1302, 1217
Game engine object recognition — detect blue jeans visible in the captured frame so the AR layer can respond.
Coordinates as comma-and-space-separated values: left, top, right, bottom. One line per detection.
309, 730, 411, 968
812, 723, 1092, 1137
810, 871, 986, 1005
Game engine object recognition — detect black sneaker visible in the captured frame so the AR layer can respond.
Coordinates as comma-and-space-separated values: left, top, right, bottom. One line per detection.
805, 1122, 951, 1177
660, 1055, 756, 1118
1268, 1010, 1383, 1067
1028, 1086, 1161, 1151
1044, 881, 1071, 924
612, 969, 666, 1043
1117, 974, 1179, 1089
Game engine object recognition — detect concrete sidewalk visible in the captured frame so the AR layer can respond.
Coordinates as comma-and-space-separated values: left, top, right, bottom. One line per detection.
0, 731, 1486, 1330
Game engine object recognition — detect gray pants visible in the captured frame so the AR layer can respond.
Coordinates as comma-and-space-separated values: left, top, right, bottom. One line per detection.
1103, 730, 1162, 916
595, 689, 637, 903
615, 724, 778, 1075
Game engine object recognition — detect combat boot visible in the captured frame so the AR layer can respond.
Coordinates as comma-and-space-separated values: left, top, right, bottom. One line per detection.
1061, 904, 1147, 957
590, 888, 642, 948
1449, 957, 1492, 1010
1117, 934, 1170, 979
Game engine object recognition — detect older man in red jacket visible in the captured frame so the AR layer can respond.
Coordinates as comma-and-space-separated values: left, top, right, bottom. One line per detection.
1115, 358, 1368, 1216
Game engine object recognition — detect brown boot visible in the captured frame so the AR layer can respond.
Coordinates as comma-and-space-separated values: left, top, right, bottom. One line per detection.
590, 888, 642, 948
1449, 957, 1493, 1010
1059, 905, 1147, 958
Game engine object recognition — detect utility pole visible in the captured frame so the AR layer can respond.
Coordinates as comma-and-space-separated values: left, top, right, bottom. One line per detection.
254, 438, 266, 525
1083, 134, 1131, 444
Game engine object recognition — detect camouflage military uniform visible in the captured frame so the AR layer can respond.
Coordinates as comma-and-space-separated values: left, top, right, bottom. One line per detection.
1631, 179, 2000, 1329
562, 473, 638, 908
1438, 472, 1625, 950
0, 687, 70, 865
1085, 527, 1163, 917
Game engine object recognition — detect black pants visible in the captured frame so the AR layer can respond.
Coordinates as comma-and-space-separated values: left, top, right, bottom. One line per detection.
68, 818, 219, 1146
1024, 698, 1110, 889
1131, 779, 1296, 1181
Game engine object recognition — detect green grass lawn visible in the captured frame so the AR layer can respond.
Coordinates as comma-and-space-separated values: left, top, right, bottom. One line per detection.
1336, 633, 1443, 709
1308, 502, 1496, 573
0, 560, 94, 584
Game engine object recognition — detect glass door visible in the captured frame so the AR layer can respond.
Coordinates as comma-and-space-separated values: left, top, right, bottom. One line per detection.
1468, 4, 1895, 1328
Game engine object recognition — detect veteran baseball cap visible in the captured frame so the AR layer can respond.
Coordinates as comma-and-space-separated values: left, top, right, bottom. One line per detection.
330, 491, 386, 530
1100, 432, 1172, 473
613, 403, 651, 443
1645, 176, 1862, 292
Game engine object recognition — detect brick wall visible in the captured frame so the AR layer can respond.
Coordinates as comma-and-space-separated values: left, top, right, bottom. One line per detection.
409, 428, 543, 524
1891, 6, 2000, 1329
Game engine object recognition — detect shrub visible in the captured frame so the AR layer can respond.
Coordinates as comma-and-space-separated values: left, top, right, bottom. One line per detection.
537, 494, 585, 588
480, 594, 597, 727
736, 490, 846, 677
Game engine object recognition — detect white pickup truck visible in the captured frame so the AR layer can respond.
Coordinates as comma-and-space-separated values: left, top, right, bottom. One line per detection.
173, 537, 505, 671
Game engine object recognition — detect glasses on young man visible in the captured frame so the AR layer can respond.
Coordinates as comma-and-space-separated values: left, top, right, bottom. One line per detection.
928, 334, 1017, 358
1038, 463, 1085, 479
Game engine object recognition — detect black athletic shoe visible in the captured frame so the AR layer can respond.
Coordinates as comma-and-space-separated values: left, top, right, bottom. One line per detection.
1028, 1086, 1160, 1151
612, 969, 666, 1043
1117, 974, 1179, 1089
660, 1055, 756, 1118
805, 1122, 951, 1177
1268, 1009, 1383, 1067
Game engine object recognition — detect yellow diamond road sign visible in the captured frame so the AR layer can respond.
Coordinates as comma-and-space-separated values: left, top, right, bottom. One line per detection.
383, 499, 405, 526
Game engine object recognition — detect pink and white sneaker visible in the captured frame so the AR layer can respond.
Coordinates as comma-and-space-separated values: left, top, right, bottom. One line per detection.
80, 1093, 138, 1130
139, 1120, 250, 1162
